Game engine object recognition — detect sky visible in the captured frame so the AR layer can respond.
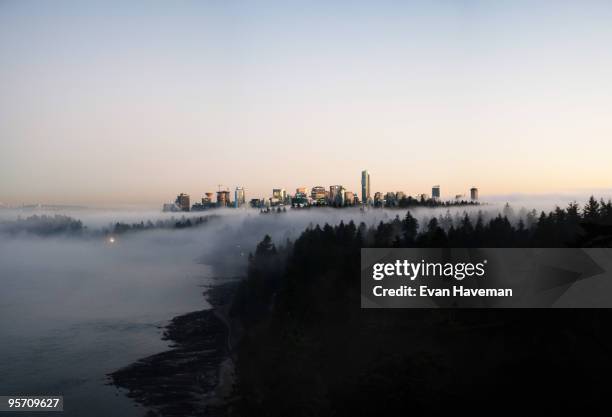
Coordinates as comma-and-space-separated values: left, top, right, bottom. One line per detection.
1, 0, 611, 206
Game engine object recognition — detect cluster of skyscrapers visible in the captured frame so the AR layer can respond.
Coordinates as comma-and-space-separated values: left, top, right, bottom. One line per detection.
164, 187, 245, 212
163, 170, 478, 212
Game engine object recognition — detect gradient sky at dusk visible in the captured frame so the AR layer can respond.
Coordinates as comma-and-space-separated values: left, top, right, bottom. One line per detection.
1, 1, 611, 206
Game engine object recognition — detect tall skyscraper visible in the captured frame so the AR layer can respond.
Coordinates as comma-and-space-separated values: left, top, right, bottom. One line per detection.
432, 185, 440, 200
361, 170, 370, 205
470, 187, 479, 201
235, 187, 246, 208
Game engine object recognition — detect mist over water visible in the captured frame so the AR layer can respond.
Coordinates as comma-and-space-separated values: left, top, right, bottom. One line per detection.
0, 226, 213, 416
0, 198, 606, 415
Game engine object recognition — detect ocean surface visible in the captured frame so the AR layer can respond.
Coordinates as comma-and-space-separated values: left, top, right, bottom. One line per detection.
0, 224, 214, 416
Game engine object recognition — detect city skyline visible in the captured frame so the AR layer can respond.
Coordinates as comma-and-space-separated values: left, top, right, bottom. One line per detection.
2, 1, 612, 206
162, 170, 482, 210
162, 175, 480, 212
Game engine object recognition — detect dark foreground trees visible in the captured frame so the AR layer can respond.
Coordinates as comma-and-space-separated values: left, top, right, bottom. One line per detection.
230, 198, 612, 416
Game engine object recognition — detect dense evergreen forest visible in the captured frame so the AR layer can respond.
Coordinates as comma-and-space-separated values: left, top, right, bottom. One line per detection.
230, 197, 612, 415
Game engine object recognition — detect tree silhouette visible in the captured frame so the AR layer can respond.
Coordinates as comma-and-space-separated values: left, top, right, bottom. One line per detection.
231, 196, 612, 416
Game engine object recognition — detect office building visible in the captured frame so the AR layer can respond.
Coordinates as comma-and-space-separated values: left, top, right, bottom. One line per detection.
272, 188, 286, 202
361, 170, 371, 205
249, 198, 264, 208
344, 191, 355, 206
432, 185, 440, 200
384, 192, 397, 207
291, 193, 309, 207
311, 186, 326, 204
175, 193, 190, 212
235, 187, 246, 208
470, 187, 479, 201
217, 190, 231, 207
192, 194, 216, 211
337, 186, 347, 206
329, 185, 344, 205
373, 192, 383, 207
202, 193, 214, 206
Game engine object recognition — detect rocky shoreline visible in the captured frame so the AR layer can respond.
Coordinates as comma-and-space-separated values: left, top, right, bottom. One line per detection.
109, 279, 242, 417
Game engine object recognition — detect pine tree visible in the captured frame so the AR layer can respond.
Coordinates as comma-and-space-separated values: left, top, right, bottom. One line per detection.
584, 196, 600, 221
401, 211, 418, 246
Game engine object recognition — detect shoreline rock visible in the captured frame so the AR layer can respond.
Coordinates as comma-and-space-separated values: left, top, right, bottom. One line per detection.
109, 279, 242, 417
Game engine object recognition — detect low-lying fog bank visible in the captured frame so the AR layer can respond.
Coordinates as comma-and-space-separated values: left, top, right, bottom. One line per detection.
0, 197, 609, 416
2, 196, 602, 235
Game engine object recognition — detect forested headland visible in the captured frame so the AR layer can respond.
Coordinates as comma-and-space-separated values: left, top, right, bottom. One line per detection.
229, 197, 612, 415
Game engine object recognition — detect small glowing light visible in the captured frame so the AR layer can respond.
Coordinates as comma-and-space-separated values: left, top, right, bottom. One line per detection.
109, 237, 116, 244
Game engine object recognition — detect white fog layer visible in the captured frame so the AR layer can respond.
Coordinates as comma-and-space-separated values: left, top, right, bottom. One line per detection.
0, 200, 607, 416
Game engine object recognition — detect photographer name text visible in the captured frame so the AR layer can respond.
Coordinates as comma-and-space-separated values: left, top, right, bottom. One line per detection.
371, 260, 513, 298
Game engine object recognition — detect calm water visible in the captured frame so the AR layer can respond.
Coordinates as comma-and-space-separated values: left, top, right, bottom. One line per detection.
0, 229, 213, 416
